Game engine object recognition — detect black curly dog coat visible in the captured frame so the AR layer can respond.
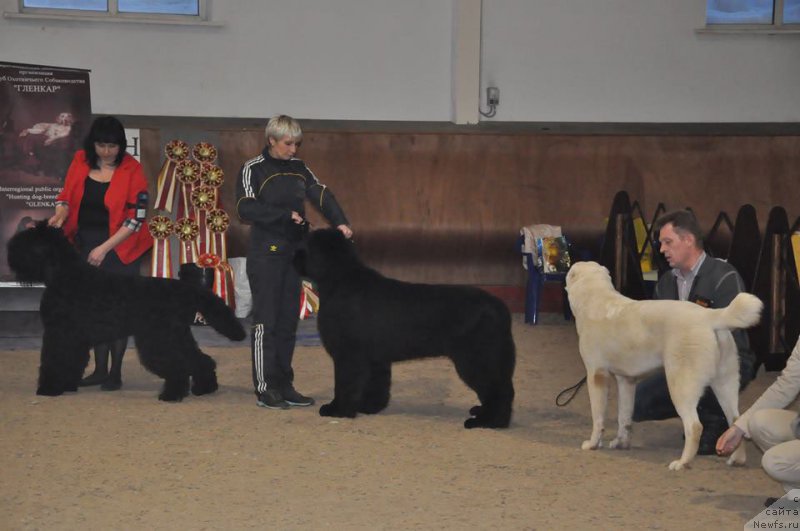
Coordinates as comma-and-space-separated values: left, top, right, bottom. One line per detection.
294, 229, 516, 428
6, 222, 246, 401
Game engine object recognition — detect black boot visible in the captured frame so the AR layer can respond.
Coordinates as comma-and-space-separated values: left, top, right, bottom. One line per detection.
80, 344, 110, 386
101, 337, 127, 391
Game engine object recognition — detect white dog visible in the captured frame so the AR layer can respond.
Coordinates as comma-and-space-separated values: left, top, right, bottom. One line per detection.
565, 261, 762, 470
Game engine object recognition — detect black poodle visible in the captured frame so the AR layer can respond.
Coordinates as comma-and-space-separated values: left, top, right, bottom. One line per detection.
294, 229, 516, 428
6, 222, 246, 401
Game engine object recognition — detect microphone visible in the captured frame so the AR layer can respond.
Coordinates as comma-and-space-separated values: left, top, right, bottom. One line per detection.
135, 191, 148, 221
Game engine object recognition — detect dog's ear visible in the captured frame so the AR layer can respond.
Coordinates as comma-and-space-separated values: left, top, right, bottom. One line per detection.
36, 223, 78, 285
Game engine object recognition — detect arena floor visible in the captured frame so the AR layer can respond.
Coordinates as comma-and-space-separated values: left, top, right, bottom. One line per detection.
0, 315, 785, 530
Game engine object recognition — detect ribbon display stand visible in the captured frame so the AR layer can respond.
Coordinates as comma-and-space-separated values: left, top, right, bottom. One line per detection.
148, 140, 236, 311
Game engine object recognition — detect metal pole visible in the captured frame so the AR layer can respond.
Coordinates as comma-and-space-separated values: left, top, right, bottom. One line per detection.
614, 214, 625, 291
768, 233, 785, 354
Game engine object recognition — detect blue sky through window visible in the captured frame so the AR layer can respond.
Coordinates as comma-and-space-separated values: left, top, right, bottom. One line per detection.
24, 0, 106, 11
785, 0, 800, 23
22, 0, 199, 16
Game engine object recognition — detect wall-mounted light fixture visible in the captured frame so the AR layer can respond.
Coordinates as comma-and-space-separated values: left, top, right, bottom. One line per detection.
479, 86, 499, 118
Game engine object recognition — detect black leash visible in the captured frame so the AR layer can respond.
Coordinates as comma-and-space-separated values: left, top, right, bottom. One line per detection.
556, 376, 586, 407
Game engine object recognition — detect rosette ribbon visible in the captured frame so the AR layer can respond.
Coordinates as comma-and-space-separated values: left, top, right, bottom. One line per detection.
200, 163, 224, 189
192, 142, 218, 164
299, 280, 319, 320
148, 216, 174, 278
153, 140, 189, 212
206, 208, 230, 261
197, 253, 236, 310
174, 217, 200, 265
191, 185, 217, 256
175, 159, 201, 221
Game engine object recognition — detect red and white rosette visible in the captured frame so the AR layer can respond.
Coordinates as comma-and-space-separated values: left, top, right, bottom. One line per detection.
200, 163, 224, 192
299, 280, 319, 319
197, 253, 221, 269
175, 160, 201, 220
206, 208, 230, 261
148, 215, 174, 278
197, 253, 235, 309
191, 185, 216, 256
154, 140, 189, 212
174, 217, 199, 264
192, 142, 218, 164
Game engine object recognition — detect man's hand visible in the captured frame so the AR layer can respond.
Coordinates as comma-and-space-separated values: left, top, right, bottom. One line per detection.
716, 425, 745, 456
337, 224, 353, 239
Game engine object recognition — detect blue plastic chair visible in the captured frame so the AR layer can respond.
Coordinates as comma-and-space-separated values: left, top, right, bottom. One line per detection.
518, 235, 573, 325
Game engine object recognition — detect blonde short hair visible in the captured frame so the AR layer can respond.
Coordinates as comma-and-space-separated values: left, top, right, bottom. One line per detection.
265, 115, 302, 142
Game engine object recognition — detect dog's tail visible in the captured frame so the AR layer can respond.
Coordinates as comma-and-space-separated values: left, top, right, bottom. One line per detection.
198, 291, 247, 341
710, 293, 763, 330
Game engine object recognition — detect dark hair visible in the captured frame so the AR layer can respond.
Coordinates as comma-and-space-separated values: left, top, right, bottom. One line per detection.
83, 116, 127, 169
654, 209, 704, 249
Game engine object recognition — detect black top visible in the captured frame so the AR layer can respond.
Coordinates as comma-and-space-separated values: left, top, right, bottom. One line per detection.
235, 149, 349, 254
77, 176, 110, 230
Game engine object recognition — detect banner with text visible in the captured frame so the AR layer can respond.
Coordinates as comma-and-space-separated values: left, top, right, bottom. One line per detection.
0, 62, 91, 281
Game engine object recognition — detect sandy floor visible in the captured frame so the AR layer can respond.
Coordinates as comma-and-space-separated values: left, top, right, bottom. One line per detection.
0, 315, 787, 530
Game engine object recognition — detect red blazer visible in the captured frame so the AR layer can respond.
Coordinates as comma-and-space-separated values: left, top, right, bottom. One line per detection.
57, 150, 153, 264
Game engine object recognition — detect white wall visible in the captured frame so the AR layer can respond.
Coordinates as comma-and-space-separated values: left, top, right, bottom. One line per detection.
1, 0, 798, 122
481, 0, 800, 122
0, 0, 454, 120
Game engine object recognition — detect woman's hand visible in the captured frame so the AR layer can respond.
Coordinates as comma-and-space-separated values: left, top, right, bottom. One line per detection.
48, 205, 68, 228
337, 224, 353, 239
87, 246, 109, 267
716, 425, 745, 456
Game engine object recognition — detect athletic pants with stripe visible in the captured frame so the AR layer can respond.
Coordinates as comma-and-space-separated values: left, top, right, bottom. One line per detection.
246, 250, 301, 396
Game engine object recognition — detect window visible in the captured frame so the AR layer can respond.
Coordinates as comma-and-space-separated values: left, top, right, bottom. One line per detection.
705, 0, 800, 30
16, 0, 209, 23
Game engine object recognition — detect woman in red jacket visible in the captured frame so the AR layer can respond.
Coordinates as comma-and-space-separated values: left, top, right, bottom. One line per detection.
48, 116, 153, 390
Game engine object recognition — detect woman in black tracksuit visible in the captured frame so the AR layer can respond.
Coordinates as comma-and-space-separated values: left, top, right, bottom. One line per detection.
235, 114, 352, 409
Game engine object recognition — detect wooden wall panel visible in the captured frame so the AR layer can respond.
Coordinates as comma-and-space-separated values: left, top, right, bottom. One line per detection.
136, 125, 800, 288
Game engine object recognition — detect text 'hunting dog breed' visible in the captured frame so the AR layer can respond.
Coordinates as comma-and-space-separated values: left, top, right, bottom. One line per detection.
565, 261, 762, 470
6, 222, 246, 401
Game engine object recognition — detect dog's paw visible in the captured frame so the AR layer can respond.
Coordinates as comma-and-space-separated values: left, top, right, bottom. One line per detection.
581, 439, 601, 450
36, 387, 63, 397
469, 405, 482, 417
158, 392, 185, 402
319, 402, 356, 418
464, 417, 483, 429
464, 415, 509, 429
191, 380, 218, 396
726, 445, 747, 467
668, 460, 688, 471
609, 437, 630, 450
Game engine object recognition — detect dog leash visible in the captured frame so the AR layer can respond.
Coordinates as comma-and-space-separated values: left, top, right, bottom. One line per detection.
556, 376, 586, 407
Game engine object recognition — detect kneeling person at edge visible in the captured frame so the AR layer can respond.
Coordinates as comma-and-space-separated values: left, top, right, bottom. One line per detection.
235, 114, 353, 410
632, 210, 756, 455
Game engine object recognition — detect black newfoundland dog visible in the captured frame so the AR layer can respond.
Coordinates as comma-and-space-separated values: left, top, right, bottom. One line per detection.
294, 229, 516, 428
6, 222, 246, 401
